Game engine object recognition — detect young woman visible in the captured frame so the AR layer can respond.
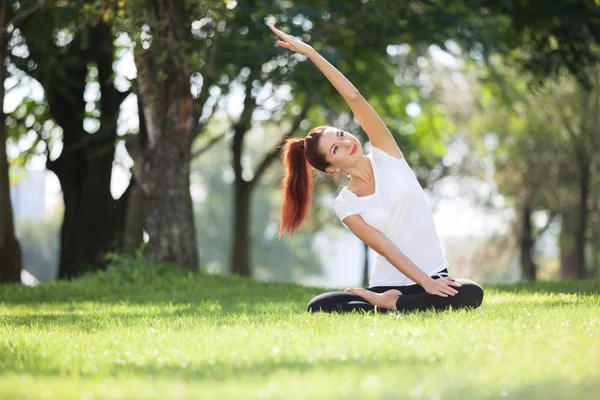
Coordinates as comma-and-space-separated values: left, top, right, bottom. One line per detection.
271, 25, 484, 313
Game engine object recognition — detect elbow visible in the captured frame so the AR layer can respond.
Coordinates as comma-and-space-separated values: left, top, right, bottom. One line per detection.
346, 89, 361, 101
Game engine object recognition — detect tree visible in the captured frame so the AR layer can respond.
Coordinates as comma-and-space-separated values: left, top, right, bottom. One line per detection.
479, 0, 600, 82
465, 59, 600, 280
11, 6, 131, 278
0, 2, 21, 284
539, 68, 600, 279
124, 0, 207, 271
94, 0, 600, 277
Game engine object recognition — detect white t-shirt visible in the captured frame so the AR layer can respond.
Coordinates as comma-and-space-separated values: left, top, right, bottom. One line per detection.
334, 146, 449, 287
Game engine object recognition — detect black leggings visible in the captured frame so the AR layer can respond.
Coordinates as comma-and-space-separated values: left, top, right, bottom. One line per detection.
307, 270, 484, 313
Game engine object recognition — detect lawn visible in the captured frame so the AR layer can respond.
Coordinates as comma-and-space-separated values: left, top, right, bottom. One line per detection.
1, 264, 599, 400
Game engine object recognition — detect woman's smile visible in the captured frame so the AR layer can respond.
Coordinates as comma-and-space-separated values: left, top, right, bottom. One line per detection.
350, 144, 357, 155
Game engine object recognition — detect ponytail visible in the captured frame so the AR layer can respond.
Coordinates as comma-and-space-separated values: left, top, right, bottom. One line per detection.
278, 138, 312, 238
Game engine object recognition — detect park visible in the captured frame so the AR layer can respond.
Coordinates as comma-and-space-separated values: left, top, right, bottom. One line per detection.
1, 1, 599, 399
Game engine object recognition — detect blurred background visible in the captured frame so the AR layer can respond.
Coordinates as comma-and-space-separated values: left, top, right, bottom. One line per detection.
1, 0, 599, 288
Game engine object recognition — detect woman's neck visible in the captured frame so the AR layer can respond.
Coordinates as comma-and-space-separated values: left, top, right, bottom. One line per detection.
344, 156, 373, 186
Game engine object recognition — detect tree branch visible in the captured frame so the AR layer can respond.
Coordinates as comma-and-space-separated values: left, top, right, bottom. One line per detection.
191, 131, 226, 160
1, 2, 43, 34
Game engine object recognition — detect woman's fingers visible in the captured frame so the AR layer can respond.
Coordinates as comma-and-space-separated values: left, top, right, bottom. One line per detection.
270, 24, 313, 55
445, 285, 458, 295
438, 283, 458, 296
270, 25, 299, 45
445, 278, 462, 287
270, 25, 291, 41
275, 27, 295, 41
269, 24, 282, 35
271, 26, 295, 50
270, 26, 287, 42
446, 284, 459, 294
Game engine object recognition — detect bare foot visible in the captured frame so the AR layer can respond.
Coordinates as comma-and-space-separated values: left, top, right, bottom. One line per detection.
345, 288, 402, 310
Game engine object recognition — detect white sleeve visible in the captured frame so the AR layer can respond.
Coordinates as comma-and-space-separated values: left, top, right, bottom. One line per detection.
334, 197, 359, 229
370, 145, 405, 164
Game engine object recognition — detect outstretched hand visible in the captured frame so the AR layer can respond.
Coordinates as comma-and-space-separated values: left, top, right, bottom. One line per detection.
269, 25, 313, 55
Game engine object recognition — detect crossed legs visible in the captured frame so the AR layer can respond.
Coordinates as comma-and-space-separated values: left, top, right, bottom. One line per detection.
307, 278, 484, 313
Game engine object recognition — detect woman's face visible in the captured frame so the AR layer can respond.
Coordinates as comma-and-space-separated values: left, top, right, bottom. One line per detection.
317, 127, 362, 173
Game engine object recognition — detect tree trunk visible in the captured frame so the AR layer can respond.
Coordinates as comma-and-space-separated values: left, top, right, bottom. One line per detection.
123, 178, 145, 254
15, 17, 130, 278
231, 182, 251, 276
227, 94, 310, 277
131, 0, 198, 271
592, 236, 600, 278
559, 213, 585, 280
519, 201, 537, 281
50, 149, 125, 278
362, 242, 369, 287
229, 122, 251, 276
227, 72, 257, 276
560, 159, 590, 280
575, 159, 590, 278
44, 23, 128, 278
0, 5, 21, 284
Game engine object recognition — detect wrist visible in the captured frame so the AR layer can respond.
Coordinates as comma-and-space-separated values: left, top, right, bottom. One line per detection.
305, 47, 319, 58
417, 275, 432, 287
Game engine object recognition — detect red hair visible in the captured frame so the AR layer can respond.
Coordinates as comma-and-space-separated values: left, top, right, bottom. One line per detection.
278, 138, 312, 238
278, 126, 329, 238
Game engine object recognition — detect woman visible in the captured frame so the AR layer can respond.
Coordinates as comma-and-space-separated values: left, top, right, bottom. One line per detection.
271, 25, 484, 313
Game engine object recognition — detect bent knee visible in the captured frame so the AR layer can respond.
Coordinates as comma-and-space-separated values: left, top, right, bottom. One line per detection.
307, 300, 324, 313
306, 297, 320, 312
457, 280, 484, 308
306, 292, 333, 312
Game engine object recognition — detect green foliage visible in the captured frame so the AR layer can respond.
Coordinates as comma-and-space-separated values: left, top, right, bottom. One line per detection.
480, 0, 600, 82
0, 273, 599, 399
7, 0, 600, 283
469, 61, 599, 224
5, 98, 57, 167
90, 249, 186, 285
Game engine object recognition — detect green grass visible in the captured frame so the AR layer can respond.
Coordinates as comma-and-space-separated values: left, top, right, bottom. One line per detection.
1, 265, 599, 400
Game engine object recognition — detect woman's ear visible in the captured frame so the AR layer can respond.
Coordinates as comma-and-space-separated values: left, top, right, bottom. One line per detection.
325, 166, 341, 174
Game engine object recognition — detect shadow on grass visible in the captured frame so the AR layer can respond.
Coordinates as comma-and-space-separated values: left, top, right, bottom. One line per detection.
0, 351, 430, 381
2, 270, 598, 317
0, 304, 316, 329
2, 349, 598, 400
440, 378, 599, 400
0, 271, 324, 314
485, 279, 600, 295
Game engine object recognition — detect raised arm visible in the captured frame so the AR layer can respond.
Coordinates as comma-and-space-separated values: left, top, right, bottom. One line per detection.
342, 214, 461, 297
269, 25, 402, 159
